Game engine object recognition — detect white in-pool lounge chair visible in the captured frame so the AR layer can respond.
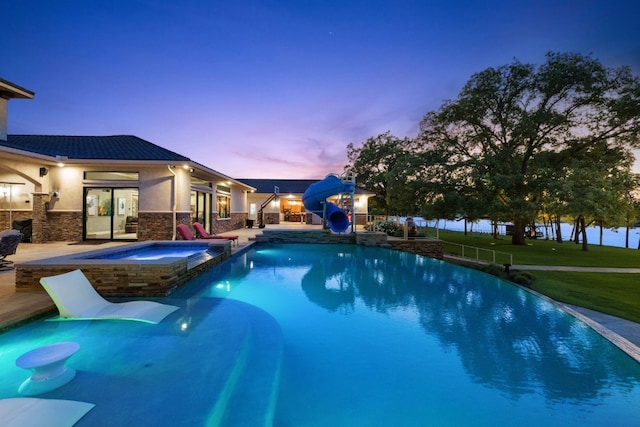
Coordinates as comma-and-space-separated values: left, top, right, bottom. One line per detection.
40, 269, 179, 324
0, 397, 94, 427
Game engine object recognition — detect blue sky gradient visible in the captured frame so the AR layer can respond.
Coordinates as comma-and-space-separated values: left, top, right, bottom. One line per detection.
4, 0, 640, 178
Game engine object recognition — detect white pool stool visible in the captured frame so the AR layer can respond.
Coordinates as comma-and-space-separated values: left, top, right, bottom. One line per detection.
15, 342, 80, 396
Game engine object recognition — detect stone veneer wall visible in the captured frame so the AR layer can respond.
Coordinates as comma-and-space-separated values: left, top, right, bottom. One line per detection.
354, 232, 388, 246
262, 212, 280, 225
0, 211, 32, 238
139, 212, 176, 241
253, 230, 444, 260
0, 211, 31, 226
46, 212, 82, 242
32, 193, 50, 243
213, 212, 247, 233
254, 229, 357, 244
15, 244, 231, 296
387, 239, 444, 260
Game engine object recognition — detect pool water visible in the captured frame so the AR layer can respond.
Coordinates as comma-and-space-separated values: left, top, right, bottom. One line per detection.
1, 244, 639, 426
86, 244, 208, 260
203, 244, 640, 426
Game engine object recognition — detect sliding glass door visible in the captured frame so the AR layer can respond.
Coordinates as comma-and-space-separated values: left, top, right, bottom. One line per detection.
84, 187, 139, 240
190, 190, 211, 232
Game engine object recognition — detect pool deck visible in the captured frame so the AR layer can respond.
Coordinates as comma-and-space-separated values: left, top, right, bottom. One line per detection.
1, 224, 639, 361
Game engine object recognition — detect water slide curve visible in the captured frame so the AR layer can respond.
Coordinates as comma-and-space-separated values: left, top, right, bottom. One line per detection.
302, 175, 355, 233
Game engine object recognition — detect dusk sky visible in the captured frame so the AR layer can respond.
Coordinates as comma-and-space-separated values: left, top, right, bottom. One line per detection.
4, 1, 640, 178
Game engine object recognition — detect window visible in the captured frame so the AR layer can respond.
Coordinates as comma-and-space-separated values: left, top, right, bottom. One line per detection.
84, 171, 139, 181
217, 195, 230, 219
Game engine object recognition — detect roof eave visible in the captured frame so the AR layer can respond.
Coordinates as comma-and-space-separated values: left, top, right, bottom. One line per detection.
0, 78, 35, 99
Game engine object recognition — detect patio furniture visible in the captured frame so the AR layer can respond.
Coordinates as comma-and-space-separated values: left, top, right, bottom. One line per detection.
125, 216, 138, 233
15, 342, 80, 396
39, 269, 179, 323
177, 223, 238, 245
0, 229, 23, 271
193, 222, 238, 245
0, 398, 94, 427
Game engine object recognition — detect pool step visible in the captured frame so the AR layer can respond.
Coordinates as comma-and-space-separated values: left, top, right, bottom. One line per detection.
35, 298, 256, 426
217, 304, 284, 427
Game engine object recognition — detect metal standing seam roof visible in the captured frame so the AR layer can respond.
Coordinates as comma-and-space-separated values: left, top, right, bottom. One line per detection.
2, 135, 191, 162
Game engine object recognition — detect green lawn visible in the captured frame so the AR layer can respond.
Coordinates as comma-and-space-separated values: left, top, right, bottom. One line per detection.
530, 271, 640, 323
426, 229, 640, 323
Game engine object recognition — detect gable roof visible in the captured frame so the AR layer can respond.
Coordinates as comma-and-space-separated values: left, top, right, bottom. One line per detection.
3, 135, 190, 162
238, 178, 374, 196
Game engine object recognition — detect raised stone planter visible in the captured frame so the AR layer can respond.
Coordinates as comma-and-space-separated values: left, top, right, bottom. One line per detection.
387, 238, 444, 259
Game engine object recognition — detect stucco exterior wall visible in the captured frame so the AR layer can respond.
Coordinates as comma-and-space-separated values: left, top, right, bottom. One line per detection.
138, 167, 177, 212
1, 152, 251, 241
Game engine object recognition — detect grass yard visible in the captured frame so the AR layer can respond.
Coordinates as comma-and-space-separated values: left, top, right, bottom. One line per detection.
426, 228, 640, 323
433, 229, 640, 267
530, 271, 640, 324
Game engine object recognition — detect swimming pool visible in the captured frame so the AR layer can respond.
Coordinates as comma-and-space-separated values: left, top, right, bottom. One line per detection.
1, 243, 639, 426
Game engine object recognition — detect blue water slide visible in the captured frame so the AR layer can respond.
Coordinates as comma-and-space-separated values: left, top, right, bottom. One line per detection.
302, 175, 355, 233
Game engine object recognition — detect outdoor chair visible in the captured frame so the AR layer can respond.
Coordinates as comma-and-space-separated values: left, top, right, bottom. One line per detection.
39, 269, 179, 324
193, 222, 238, 245
0, 229, 23, 271
176, 224, 198, 241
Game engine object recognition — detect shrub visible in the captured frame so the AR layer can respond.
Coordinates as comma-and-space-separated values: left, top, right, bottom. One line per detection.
371, 220, 402, 235
479, 264, 508, 279
509, 271, 536, 287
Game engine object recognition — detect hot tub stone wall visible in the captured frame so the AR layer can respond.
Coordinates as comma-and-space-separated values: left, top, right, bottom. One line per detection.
15, 242, 231, 297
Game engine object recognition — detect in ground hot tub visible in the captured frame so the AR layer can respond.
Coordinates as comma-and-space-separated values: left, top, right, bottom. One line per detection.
15, 241, 231, 296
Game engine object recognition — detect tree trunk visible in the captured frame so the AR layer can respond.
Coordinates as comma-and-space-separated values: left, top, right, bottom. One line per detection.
464, 218, 468, 235
579, 215, 589, 251
555, 216, 563, 243
511, 219, 526, 245
542, 216, 550, 240
625, 219, 630, 249
599, 220, 603, 246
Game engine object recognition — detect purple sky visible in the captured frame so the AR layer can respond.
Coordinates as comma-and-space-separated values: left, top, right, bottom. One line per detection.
4, 0, 640, 178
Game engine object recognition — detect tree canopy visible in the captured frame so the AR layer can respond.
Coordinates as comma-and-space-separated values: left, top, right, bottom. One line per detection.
344, 53, 640, 247
417, 52, 640, 245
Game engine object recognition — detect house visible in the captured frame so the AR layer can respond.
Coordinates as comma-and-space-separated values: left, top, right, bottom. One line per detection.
238, 178, 373, 227
0, 78, 254, 243
1, 78, 374, 242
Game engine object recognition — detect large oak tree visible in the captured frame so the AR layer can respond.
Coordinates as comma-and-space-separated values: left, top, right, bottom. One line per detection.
418, 52, 640, 245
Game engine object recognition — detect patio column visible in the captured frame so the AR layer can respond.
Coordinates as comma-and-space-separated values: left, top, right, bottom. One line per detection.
31, 192, 50, 243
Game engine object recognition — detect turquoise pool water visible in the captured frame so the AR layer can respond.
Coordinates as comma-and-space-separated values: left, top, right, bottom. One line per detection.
1, 244, 639, 426
84, 244, 208, 260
